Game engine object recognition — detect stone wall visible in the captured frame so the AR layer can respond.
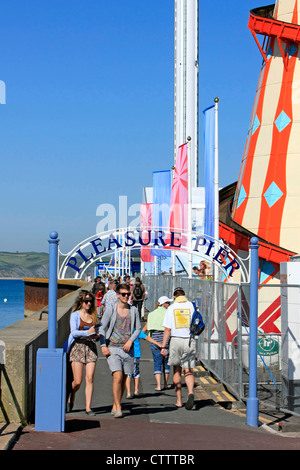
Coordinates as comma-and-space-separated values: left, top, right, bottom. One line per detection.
24, 278, 85, 316
0, 283, 89, 424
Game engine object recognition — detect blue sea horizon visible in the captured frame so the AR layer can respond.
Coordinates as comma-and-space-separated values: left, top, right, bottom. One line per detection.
0, 279, 25, 330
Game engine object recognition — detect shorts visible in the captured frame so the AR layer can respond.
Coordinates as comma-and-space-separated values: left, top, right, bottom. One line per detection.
107, 346, 134, 375
69, 340, 98, 364
150, 343, 170, 375
128, 357, 140, 379
168, 337, 196, 369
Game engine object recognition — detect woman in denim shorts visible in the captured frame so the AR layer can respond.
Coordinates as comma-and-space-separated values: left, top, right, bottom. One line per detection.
143, 296, 173, 390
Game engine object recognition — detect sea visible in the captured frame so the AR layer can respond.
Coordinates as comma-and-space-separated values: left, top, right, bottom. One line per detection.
0, 279, 25, 330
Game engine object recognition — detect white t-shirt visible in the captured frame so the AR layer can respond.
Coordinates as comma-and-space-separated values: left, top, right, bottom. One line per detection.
163, 300, 194, 338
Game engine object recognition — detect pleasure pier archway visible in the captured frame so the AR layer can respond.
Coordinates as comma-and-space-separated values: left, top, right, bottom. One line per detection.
58, 227, 249, 283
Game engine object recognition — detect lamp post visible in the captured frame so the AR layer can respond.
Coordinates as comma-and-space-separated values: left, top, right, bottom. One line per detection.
247, 236, 259, 427
48, 231, 59, 349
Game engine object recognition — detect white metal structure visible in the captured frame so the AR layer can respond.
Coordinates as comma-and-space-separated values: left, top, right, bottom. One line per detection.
58, 227, 249, 283
174, 0, 199, 187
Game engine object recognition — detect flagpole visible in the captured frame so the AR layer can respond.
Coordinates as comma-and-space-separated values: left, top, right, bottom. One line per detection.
213, 97, 219, 341
214, 97, 219, 247
187, 136, 192, 279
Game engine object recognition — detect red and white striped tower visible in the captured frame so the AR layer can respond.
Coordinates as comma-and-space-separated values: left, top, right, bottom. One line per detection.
232, 0, 300, 254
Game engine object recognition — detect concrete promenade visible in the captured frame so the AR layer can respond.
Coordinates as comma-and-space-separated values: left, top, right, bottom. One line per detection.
3, 331, 300, 452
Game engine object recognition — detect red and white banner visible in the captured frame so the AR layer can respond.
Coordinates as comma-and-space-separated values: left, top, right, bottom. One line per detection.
140, 203, 154, 262
166, 143, 188, 249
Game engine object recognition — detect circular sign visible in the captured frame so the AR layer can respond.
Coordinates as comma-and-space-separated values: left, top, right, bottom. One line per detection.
257, 337, 279, 356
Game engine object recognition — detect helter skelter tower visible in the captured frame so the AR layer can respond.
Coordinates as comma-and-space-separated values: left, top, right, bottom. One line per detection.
232, 0, 300, 255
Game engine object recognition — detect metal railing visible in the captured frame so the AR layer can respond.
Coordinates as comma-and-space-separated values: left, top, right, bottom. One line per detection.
142, 275, 300, 416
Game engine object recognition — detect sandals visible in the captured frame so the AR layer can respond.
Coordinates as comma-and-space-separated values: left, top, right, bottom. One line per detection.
185, 393, 194, 410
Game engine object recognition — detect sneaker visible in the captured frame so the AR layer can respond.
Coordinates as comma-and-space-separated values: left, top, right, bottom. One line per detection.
113, 410, 123, 418
185, 394, 194, 410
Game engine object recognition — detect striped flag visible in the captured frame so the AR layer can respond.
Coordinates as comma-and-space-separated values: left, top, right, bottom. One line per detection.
151, 170, 171, 257
140, 203, 154, 262
167, 143, 188, 248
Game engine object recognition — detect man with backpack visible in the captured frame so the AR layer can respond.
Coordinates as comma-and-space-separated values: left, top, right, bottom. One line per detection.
132, 277, 145, 321
161, 287, 196, 410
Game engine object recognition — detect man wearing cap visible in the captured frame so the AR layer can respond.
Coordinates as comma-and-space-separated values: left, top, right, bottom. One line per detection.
143, 295, 173, 390
161, 287, 195, 410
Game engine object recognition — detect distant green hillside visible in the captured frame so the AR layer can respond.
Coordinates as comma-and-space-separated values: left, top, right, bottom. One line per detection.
0, 251, 50, 278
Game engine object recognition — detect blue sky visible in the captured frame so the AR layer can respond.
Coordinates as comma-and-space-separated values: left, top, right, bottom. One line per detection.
0, 0, 269, 253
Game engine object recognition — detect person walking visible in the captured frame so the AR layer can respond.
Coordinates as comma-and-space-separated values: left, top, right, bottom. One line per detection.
66, 290, 99, 416
132, 277, 145, 320
91, 276, 102, 295
143, 296, 173, 391
161, 287, 196, 410
101, 279, 118, 315
125, 330, 163, 398
99, 283, 141, 418
96, 282, 106, 318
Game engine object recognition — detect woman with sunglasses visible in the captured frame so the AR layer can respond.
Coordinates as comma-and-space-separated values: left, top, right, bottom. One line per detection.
66, 290, 99, 415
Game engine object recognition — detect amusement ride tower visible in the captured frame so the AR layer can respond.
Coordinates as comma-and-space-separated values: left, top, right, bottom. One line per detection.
218, 0, 300, 336
232, 0, 300, 255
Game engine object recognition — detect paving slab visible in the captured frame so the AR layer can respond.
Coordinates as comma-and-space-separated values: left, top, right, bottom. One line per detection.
3, 337, 300, 452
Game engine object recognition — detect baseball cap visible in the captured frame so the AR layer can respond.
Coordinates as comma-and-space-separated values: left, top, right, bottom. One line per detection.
158, 296, 173, 305
173, 287, 185, 296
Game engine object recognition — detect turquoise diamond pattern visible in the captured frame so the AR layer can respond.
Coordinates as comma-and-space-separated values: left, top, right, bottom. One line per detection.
237, 185, 247, 208
252, 115, 260, 135
260, 260, 275, 283
275, 111, 291, 132
264, 182, 283, 207
288, 44, 297, 58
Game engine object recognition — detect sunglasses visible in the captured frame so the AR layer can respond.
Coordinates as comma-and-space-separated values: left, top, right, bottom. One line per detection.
118, 292, 130, 297
83, 298, 92, 304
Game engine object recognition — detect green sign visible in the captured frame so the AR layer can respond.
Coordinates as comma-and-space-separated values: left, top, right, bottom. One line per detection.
257, 337, 279, 356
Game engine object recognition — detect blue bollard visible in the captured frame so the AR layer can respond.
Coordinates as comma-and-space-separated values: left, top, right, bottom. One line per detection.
35, 231, 66, 432
35, 348, 66, 432
246, 236, 259, 427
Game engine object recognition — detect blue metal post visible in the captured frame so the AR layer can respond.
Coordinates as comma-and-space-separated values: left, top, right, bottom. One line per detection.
247, 236, 259, 427
35, 230, 66, 432
48, 231, 59, 349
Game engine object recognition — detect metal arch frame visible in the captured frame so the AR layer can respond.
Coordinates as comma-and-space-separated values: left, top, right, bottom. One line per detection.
58, 227, 250, 282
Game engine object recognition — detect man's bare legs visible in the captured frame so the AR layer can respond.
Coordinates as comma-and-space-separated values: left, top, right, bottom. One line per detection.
184, 369, 194, 394
184, 368, 195, 410
173, 366, 194, 408
112, 370, 127, 412
173, 366, 183, 407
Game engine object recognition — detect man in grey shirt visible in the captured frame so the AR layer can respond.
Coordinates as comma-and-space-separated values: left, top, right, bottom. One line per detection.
99, 283, 141, 418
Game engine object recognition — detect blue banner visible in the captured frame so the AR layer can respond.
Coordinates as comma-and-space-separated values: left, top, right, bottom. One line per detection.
151, 170, 171, 257
203, 105, 215, 238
